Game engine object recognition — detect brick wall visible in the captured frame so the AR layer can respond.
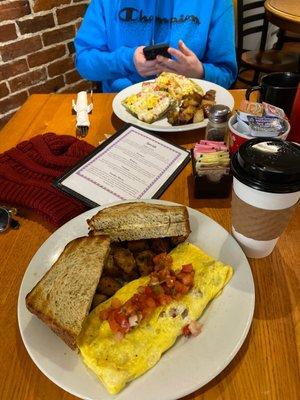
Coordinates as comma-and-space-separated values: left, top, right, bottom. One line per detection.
0, 0, 91, 129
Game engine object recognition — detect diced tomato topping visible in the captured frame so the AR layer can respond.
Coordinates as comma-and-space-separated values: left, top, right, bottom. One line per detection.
99, 254, 195, 336
182, 264, 193, 273
111, 298, 122, 309
178, 272, 194, 286
174, 281, 189, 294
113, 311, 130, 332
141, 306, 153, 318
166, 276, 176, 288
182, 324, 192, 337
107, 314, 121, 333
131, 293, 140, 304
145, 296, 156, 309
157, 293, 173, 306
122, 300, 135, 315
144, 286, 153, 296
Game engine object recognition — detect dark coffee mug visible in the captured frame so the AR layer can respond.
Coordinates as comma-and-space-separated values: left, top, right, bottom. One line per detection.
246, 72, 300, 116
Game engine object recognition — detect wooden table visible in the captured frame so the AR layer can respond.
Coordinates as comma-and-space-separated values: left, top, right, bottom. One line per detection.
0, 90, 299, 400
265, 0, 300, 33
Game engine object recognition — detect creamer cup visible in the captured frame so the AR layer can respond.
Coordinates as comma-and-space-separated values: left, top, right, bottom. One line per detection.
228, 114, 290, 154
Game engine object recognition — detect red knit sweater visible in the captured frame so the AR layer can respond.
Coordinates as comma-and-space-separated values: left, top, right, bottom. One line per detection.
0, 133, 95, 226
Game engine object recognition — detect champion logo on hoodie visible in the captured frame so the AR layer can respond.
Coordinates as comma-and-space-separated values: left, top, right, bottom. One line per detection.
118, 7, 200, 25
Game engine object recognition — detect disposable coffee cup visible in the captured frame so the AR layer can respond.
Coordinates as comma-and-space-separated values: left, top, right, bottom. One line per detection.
231, 138, 300, 258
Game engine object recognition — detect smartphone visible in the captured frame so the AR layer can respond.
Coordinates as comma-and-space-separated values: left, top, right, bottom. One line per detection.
143, 43, 171, 60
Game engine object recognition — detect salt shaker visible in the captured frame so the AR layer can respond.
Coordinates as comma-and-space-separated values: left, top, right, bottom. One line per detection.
205, 105, 231, 142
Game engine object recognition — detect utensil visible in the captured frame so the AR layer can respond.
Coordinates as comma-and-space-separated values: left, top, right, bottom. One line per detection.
18, 199, 254, 400
72, 91, 93, 137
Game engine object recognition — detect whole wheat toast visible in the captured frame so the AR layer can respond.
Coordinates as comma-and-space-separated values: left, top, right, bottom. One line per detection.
87, 202, 191, 242
26, 235, 110, 350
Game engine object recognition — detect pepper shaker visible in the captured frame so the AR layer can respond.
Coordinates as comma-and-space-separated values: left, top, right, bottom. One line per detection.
205, 105, 231, 142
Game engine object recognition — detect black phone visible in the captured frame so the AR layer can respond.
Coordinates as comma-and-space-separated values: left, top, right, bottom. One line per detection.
143, 43, 171, 60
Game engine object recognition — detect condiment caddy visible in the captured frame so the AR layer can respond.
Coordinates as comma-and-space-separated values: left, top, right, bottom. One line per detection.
192, 139, 232, 199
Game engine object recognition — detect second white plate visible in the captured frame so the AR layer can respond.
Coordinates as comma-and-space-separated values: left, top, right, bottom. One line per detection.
112, 79, 234, 132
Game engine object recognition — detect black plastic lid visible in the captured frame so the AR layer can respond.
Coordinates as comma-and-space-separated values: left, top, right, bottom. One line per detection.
231, 138, 300, 193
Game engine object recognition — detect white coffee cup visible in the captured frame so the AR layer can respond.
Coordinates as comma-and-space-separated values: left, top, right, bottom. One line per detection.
231, 139, 300, 259
232, 177, 299, 258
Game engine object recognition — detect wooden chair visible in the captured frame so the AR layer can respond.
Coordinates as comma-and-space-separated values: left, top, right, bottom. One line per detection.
274, 29, 300, 52
236, 0, 299, 85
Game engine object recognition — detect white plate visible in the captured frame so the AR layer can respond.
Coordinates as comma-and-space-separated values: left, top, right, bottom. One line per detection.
18, 200, 254, 400
112, 79, 235, 132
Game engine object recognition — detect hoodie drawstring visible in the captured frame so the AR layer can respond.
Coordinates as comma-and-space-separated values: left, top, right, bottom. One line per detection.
151, 0, 158, 45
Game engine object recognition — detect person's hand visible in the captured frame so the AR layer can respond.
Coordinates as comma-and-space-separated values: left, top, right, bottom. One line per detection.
156, 40, 204, 79
133, 46, 158, 77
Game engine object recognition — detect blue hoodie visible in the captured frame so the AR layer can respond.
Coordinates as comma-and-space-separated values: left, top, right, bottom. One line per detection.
75, 0, 237, 92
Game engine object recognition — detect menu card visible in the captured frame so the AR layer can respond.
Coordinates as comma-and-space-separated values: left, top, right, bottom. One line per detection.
54, 125, 190, 207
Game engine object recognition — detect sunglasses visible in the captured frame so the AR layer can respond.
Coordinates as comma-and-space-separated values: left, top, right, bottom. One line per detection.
0, 207, 20, 233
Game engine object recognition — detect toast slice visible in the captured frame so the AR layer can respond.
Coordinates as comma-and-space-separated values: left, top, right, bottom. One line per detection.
25, 235, 110, 350
87, 202, 191, 242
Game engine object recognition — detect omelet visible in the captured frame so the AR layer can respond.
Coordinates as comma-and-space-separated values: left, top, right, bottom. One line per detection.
77, 243, 233, 394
